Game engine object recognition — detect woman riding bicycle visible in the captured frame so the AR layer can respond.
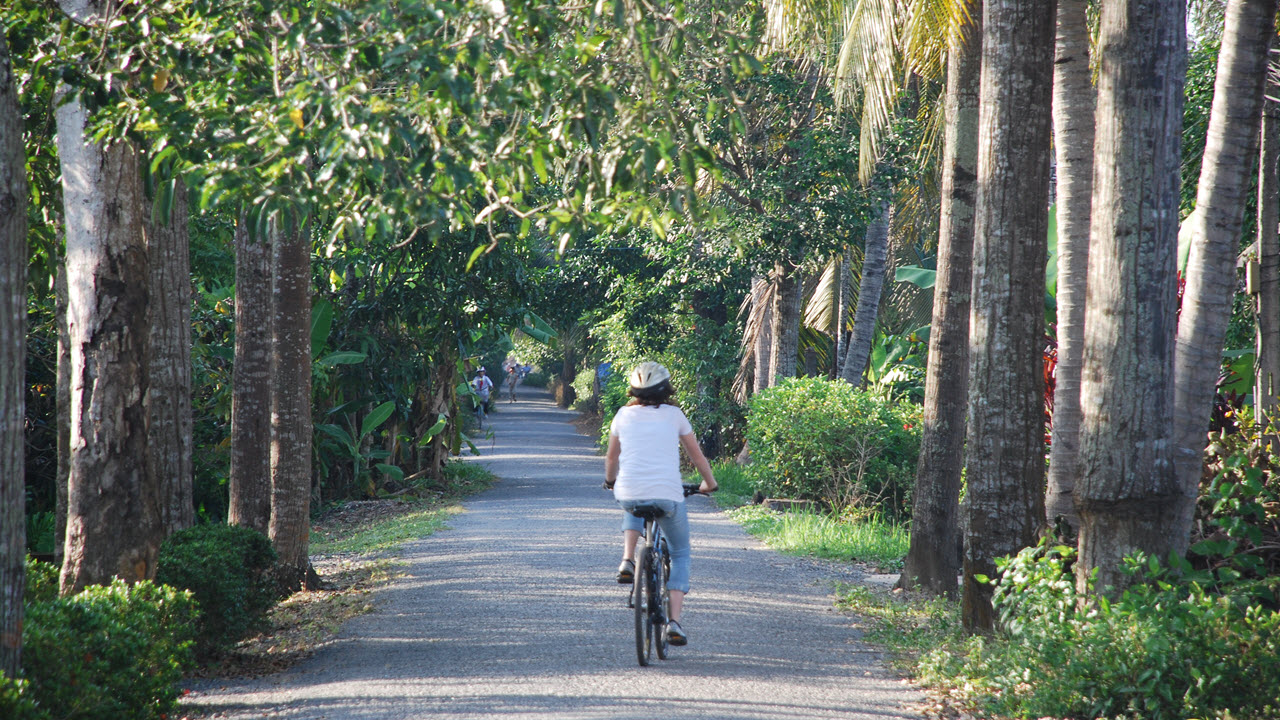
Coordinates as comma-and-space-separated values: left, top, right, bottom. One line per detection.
604, 361, 717, 646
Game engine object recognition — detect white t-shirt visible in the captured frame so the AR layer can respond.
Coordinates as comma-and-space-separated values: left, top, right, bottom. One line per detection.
472, 375, 493, 399
610, 403, 693, 503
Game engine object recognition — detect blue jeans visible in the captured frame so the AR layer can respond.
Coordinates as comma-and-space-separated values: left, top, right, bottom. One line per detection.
620, 499, 690, 594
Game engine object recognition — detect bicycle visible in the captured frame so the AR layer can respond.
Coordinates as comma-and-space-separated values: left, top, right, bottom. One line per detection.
609, 482, 704, 666
473, 396, 487, 429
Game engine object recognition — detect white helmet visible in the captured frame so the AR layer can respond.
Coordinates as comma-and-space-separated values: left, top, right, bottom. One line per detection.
629, 361, 671, 390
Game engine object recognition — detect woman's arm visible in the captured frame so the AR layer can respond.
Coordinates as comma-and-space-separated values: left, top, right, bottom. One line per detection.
604, 434, 621, 488
679, 433, 717, 493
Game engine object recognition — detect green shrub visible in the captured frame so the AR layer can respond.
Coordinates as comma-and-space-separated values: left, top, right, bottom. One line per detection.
23, 579, 198, 720
155, 523, 278, 655
745, 377, 920, 519
521, 369, 550, 387
570, 366, 600, 412
924, 541, 1280, 720
23, 557, 58, 605
0, 672, 38, 720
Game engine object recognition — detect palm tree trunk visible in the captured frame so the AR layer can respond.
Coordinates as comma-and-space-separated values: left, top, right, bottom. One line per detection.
1257, 56, 1280, 426
145, 180, 194, 537
1044, 0, 1095, 534
753, 276, 774, 392
770, 262, 803, 382
842, 204, 890, 385
269, 216, 317, 591
1172, 0, 1277, 549
832, 248, 853, 379
962, 0, 1054, 633
1076, 0, 1187, 595
229, 212, 273, 534
55, 268, 69, 565
897, 1, 980, 596
0, 32, 28, 676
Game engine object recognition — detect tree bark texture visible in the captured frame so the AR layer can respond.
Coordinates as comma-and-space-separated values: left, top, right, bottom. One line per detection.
962, 0, 1054, 633
229, 213, 273, 534
145, 180, 194, 536
897, 1, 980, 596
55, 269, 69, 564
0, 33, 29, 677
842, 204, 891, 386
833, 248, 853, 379
1044, 0, 1096, 534
753, 276, 774, 392
268, 218, 316, 590
1172, 0, 1277, 546
1076, 0, 1187, 595
1257, 58, 1280, 425
770, 262, 803, 383
56, 92, 160, 594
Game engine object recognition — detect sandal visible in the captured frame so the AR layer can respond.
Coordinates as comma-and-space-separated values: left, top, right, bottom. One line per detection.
615, 559, 635, 584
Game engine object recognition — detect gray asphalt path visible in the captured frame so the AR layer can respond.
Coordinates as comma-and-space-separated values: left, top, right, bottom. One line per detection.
189, 387, 923, 719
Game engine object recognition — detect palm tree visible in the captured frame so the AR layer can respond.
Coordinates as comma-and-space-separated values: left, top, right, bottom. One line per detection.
961, 0, 1055, 632
1044, 0, 1095, 534
841, 203, 891, 384
1075, 0, 1186, 595
896, 0, 980, 596
1172, 0, 1278, 549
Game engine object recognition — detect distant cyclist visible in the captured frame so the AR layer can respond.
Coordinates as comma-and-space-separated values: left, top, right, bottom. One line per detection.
604, 361, 716, 646
505, 365, 519, 402
471, 367, 494, 413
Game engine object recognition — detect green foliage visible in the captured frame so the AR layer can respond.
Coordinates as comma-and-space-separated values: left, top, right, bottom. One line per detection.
0, 673, 37, 720
23, 512, 54, 556
23, 558, 57, 605
727, 504, 909, 567
521, 369, 550, 387
705, 461, 754, 508
155, 523, 279, 655
22, 579, 198, 720
745, 377, 920, 519
924, 541, 1280, 720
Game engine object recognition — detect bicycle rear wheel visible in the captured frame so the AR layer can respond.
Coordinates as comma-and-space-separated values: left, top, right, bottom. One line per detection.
633, 544, 653, 666
654, 543, 671, 660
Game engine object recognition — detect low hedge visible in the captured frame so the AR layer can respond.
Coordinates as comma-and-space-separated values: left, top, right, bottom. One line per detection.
155, 523, 279, 656
745, 377, 920, 520
17, 564, 198, 720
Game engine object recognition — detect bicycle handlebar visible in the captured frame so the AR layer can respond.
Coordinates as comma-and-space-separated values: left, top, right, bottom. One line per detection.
600, 481, 710, 496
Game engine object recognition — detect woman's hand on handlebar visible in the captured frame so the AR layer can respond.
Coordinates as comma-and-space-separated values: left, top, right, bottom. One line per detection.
699, 478, 718, 494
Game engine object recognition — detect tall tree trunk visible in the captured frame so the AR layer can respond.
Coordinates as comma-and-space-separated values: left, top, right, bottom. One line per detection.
1172, 0, 1277, 547
229, 213, 273, 533
145, 180, 194, 536
269, 217, 316, 590
832, 248, 853, 379
1257, 55, 1280, 425
842, 204, 891, 385
0, 32, 28, 677
962, 0, 1054, 633
1044, 0, 1095, 534
753, 276, 774, 392
1076, 0, 1186, 595
56, 91, 159, 594
770, 262, 803, 382
897, 1, 980, 596
55, 268, 69, 564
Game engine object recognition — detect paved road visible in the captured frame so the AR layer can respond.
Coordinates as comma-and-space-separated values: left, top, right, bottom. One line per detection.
189, 387, 923, 719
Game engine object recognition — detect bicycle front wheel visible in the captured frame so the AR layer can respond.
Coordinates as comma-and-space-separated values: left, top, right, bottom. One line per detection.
633, 544, 653, 666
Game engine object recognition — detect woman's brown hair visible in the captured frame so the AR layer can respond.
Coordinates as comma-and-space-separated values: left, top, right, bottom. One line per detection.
626, 379, 677, 407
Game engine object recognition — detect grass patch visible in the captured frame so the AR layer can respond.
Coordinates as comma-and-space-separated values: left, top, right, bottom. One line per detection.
708, 461, 755, 509
311, 504, 459, 555
835, 584, 963, 673
727, 504, 909, 568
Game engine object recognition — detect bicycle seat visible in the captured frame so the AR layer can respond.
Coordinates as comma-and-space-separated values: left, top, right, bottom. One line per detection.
627, 503, 667, 520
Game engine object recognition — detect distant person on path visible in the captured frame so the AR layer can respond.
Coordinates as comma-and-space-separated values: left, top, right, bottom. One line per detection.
505, 365, 519, 402
471, 367, 494, 412
604, 361, 717, 647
